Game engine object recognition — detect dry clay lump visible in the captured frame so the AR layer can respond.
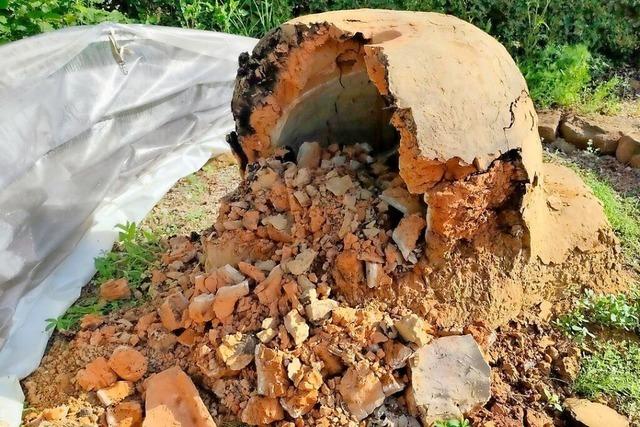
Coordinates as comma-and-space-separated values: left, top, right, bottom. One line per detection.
230, 9, 622, 326
143, 366, 217, 427
410, 335, 491, 424
564, 398, 629, 427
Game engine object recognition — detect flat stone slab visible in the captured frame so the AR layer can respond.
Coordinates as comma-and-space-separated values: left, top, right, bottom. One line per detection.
564, 398, 628, 427
410, 334, 491, 424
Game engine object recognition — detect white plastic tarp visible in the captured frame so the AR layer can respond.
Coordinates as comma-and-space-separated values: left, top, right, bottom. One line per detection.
0, 23, 256, 426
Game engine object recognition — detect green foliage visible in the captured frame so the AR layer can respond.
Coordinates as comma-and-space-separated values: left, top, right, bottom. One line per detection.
581, 76, 623, 115
557, 289, 640, 340
0, 0, 129, 43
577, 169, 640, 265
304, 0, 640, 67
126, 0, 291, 37
519, 44, 622, 111
185, 173, 207, 197
94, 222, 162, 290
574, 341, 640, 421
434, 419, 470, 427
542, 388, 563, 412
45, 222, 162, 332
44, 297, 131, 331
520, 44, 591, 108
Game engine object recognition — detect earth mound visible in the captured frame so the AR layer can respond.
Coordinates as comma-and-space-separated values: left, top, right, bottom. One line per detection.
228, 9, 625, 327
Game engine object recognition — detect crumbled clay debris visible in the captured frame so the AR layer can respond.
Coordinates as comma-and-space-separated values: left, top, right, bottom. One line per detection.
24, 141, 619, 427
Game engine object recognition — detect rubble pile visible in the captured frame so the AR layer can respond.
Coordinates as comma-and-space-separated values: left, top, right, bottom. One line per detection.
164, 142, 493, 425
24, 143, 495, 427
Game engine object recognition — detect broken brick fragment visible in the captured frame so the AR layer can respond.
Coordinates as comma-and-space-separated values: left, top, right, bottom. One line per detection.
158, 291, 189, 331
188, 293, 215, 323
97, 381, 134, 406
255, 344, 289, 397
395, 314, 431, 347
217, 333, 256, 371
107, 401, 143, 427
297, 142, 321, 169
281, 389, 318, 418
143, 366, 216, 427
238, 261, 266, 282
108, 346, 148, 382
392, 214, 426, 261
213, 280, 249, 321
255, 265, 283, 305
100, 278, 131, 301
338, 362, 385, 421
284, 309, 309, 346
76, 357, 118, 391
241, 396, 284, 426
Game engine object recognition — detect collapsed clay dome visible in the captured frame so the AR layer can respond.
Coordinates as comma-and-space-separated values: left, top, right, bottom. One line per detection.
228, 9, 623, 326
230, 9, 543, 254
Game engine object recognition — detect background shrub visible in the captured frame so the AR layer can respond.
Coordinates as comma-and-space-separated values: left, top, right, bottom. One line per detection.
1, 0, 638, 109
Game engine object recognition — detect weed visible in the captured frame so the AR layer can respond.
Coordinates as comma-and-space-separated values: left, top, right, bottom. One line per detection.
0, 0, 129, 43
185, 207, 206, 222
184, 173, 207, 198
542, 388, 563, 412
557, 289, 640, 340
574, 341, 640, 422
520, 44, 584, 107
581, 76, 623, 115
94, 222, 162, 290
46, 222, 162, 332
434, 419, 470, 427
577, 169, 640, 266
176, 0, 291, 37
45, 296, 136, 331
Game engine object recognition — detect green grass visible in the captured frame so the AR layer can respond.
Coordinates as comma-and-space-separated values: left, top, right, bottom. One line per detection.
574, 341, 640, 422
555, 285, 640, 421
519, 44, 622, 113
184, 173, 207, 198
94, 222, 162, 290
557, 288, 640, 340
45, 222, 162, 332
576, 169, 640, 267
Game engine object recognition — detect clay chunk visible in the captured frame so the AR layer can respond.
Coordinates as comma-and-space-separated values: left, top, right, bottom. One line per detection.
241, 396, 284, 426
338, 362, 385, 421
100, 278, 131, 301
142, 366, 217, 427
564, 398, 629, 427
410, 335, 491, 424
108, 346, 148, 382
76, 357, 118, 391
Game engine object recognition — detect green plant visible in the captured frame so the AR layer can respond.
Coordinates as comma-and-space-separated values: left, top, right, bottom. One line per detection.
574, 341, 640, 421
94, 222, 162, 290
45, 296, 135, 331
519, 44, 591, 108
542, 388, 563, 412
45, 222, 161, 332
557, 289, 640, 340
175, 0, 291, 36
434, 419, 470, 427
577, 169, 640, 266
0, 0, 129, 43
184, 173, 207, 197
580, 76, 622, 115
